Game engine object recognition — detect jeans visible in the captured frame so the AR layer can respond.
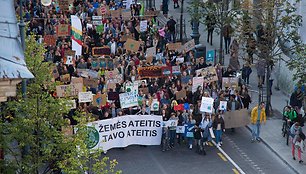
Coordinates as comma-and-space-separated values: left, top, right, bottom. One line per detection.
162, 128, 170, 150
224, 37, 231, 53
188, 137, 193, 146
169, 130, 176, 147
252, 121, 261, 140
214, 130, 222, 144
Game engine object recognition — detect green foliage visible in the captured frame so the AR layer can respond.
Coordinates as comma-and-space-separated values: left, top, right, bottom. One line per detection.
0, 35, 120, 174
287, 45, 306, 85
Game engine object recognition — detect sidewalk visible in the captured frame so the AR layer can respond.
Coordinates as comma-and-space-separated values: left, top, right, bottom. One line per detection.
160, 1, 305, 173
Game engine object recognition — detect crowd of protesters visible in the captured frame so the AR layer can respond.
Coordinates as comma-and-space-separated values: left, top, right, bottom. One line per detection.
18, 0, 290, 155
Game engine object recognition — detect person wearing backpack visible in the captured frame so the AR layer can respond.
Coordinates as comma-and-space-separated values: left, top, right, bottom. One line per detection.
290, 122, 304, 163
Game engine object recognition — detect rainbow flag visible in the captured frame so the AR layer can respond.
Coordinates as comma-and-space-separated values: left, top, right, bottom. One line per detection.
71, 15, 83, 56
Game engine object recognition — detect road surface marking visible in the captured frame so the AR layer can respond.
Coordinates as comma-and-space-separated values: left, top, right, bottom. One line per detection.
212, 140, 246, 174
218, 153, 228, 161
232, 168, 240, 174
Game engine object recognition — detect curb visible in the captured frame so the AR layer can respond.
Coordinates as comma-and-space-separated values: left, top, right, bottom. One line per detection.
245, 125, 299, 174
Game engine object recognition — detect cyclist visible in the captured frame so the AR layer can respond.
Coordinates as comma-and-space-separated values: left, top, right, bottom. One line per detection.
283, 106, 298, 128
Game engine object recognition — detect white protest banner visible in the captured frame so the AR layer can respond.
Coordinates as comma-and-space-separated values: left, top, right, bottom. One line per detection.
219, 101, 227, 110
192, 77, 204, 93
78, 91, 93, 103
200, 97, 214, 113
119, 91, 139, 108
176, 126, 185, 133
150, 99, 160, 111
140, 20, 148, 32
85, 115, 162, 151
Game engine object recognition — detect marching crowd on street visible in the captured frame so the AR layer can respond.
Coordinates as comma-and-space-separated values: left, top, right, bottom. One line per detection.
18, 0, 305, 163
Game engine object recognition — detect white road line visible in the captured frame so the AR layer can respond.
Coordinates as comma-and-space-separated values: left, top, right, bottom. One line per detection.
212, 140, 246, 174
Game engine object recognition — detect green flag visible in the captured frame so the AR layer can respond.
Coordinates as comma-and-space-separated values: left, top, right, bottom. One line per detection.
96, 25, 104, 34
140, 2, 145, 17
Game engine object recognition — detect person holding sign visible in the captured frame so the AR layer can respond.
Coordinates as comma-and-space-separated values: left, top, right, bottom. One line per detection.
169, 113, 178, 148
185, 115, 195, 149
161, 109, 170, 152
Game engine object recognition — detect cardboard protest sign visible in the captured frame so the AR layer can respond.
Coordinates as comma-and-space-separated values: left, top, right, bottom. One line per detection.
138, 66, 163, 78
52, 66, 60, 79
110, 9, 121, 18
92, 46, 111, 56
150, 99, 160, 111
56, 24, 70, 37
107, 83, 117, 91
119, 91, 139, 108
176, 90, 186, 100
222, 77, 239, 89
183, 39, 195, 52
78, 91, 93, 103
71, 77, 83, 84
195, 66, 218, 83
83, 78, 99, 88
172, 66, 181, 75
121, 9, 132, 19
219, 101, 227, 110
192, 77, 204, 93
125, 39, 141, 52
93, 93, 107, 107
223, 109, 250, 129
56, 83, 83, 97
77, 69, 99, 78
44, 35, 56, 46
145, 10, 160, 17
146, 47, 156, 58
139, 87, 149, 95
200, 97, 214, 113
105, 70, 123, 83
167, 42, 182, 51
58, 0, 69, 11
140, 20, 148, 32
60, 74, 70, 83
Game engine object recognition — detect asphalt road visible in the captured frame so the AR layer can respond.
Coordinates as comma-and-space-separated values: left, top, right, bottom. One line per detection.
105, 127, 294, 174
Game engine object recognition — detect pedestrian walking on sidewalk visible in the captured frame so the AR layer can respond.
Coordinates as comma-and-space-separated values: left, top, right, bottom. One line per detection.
206, 14, 216, 45
290, 122, 305, 163
251, 102, 266, 142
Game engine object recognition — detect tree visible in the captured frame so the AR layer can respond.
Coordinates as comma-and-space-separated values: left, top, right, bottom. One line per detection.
0, 35, 120, 174
187, 0, 239, 64
239, 0, 303, 116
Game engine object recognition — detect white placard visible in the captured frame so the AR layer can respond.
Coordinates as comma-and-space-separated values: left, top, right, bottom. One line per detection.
86, 115, 163, 151
150, 99, 160, 111
146, 47, 156, 57
119, 91, 139, 108
219, 101, 227, 111
65, 55, 73, 65
176, 57, 184, 63
176, 126, 185, 133
140, 20, 148, 32
200, 97, 214, 113
162, 119, 178, 127
192, 77, 204, 93
78, 92, 93, 103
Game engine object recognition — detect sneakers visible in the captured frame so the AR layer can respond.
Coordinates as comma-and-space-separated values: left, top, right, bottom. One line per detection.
293, 157, 296, 160
251, 139, 255, 143
189, 144, 193, 149
256, 138, 261, 142
217, 143, 221, 147
299, 160, 303, 163
220, 141, 223, 146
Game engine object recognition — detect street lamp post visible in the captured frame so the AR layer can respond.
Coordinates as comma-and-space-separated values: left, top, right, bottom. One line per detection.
180, 0, 184, 42
190, 0, 200, 45
19, 0, 27, 98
